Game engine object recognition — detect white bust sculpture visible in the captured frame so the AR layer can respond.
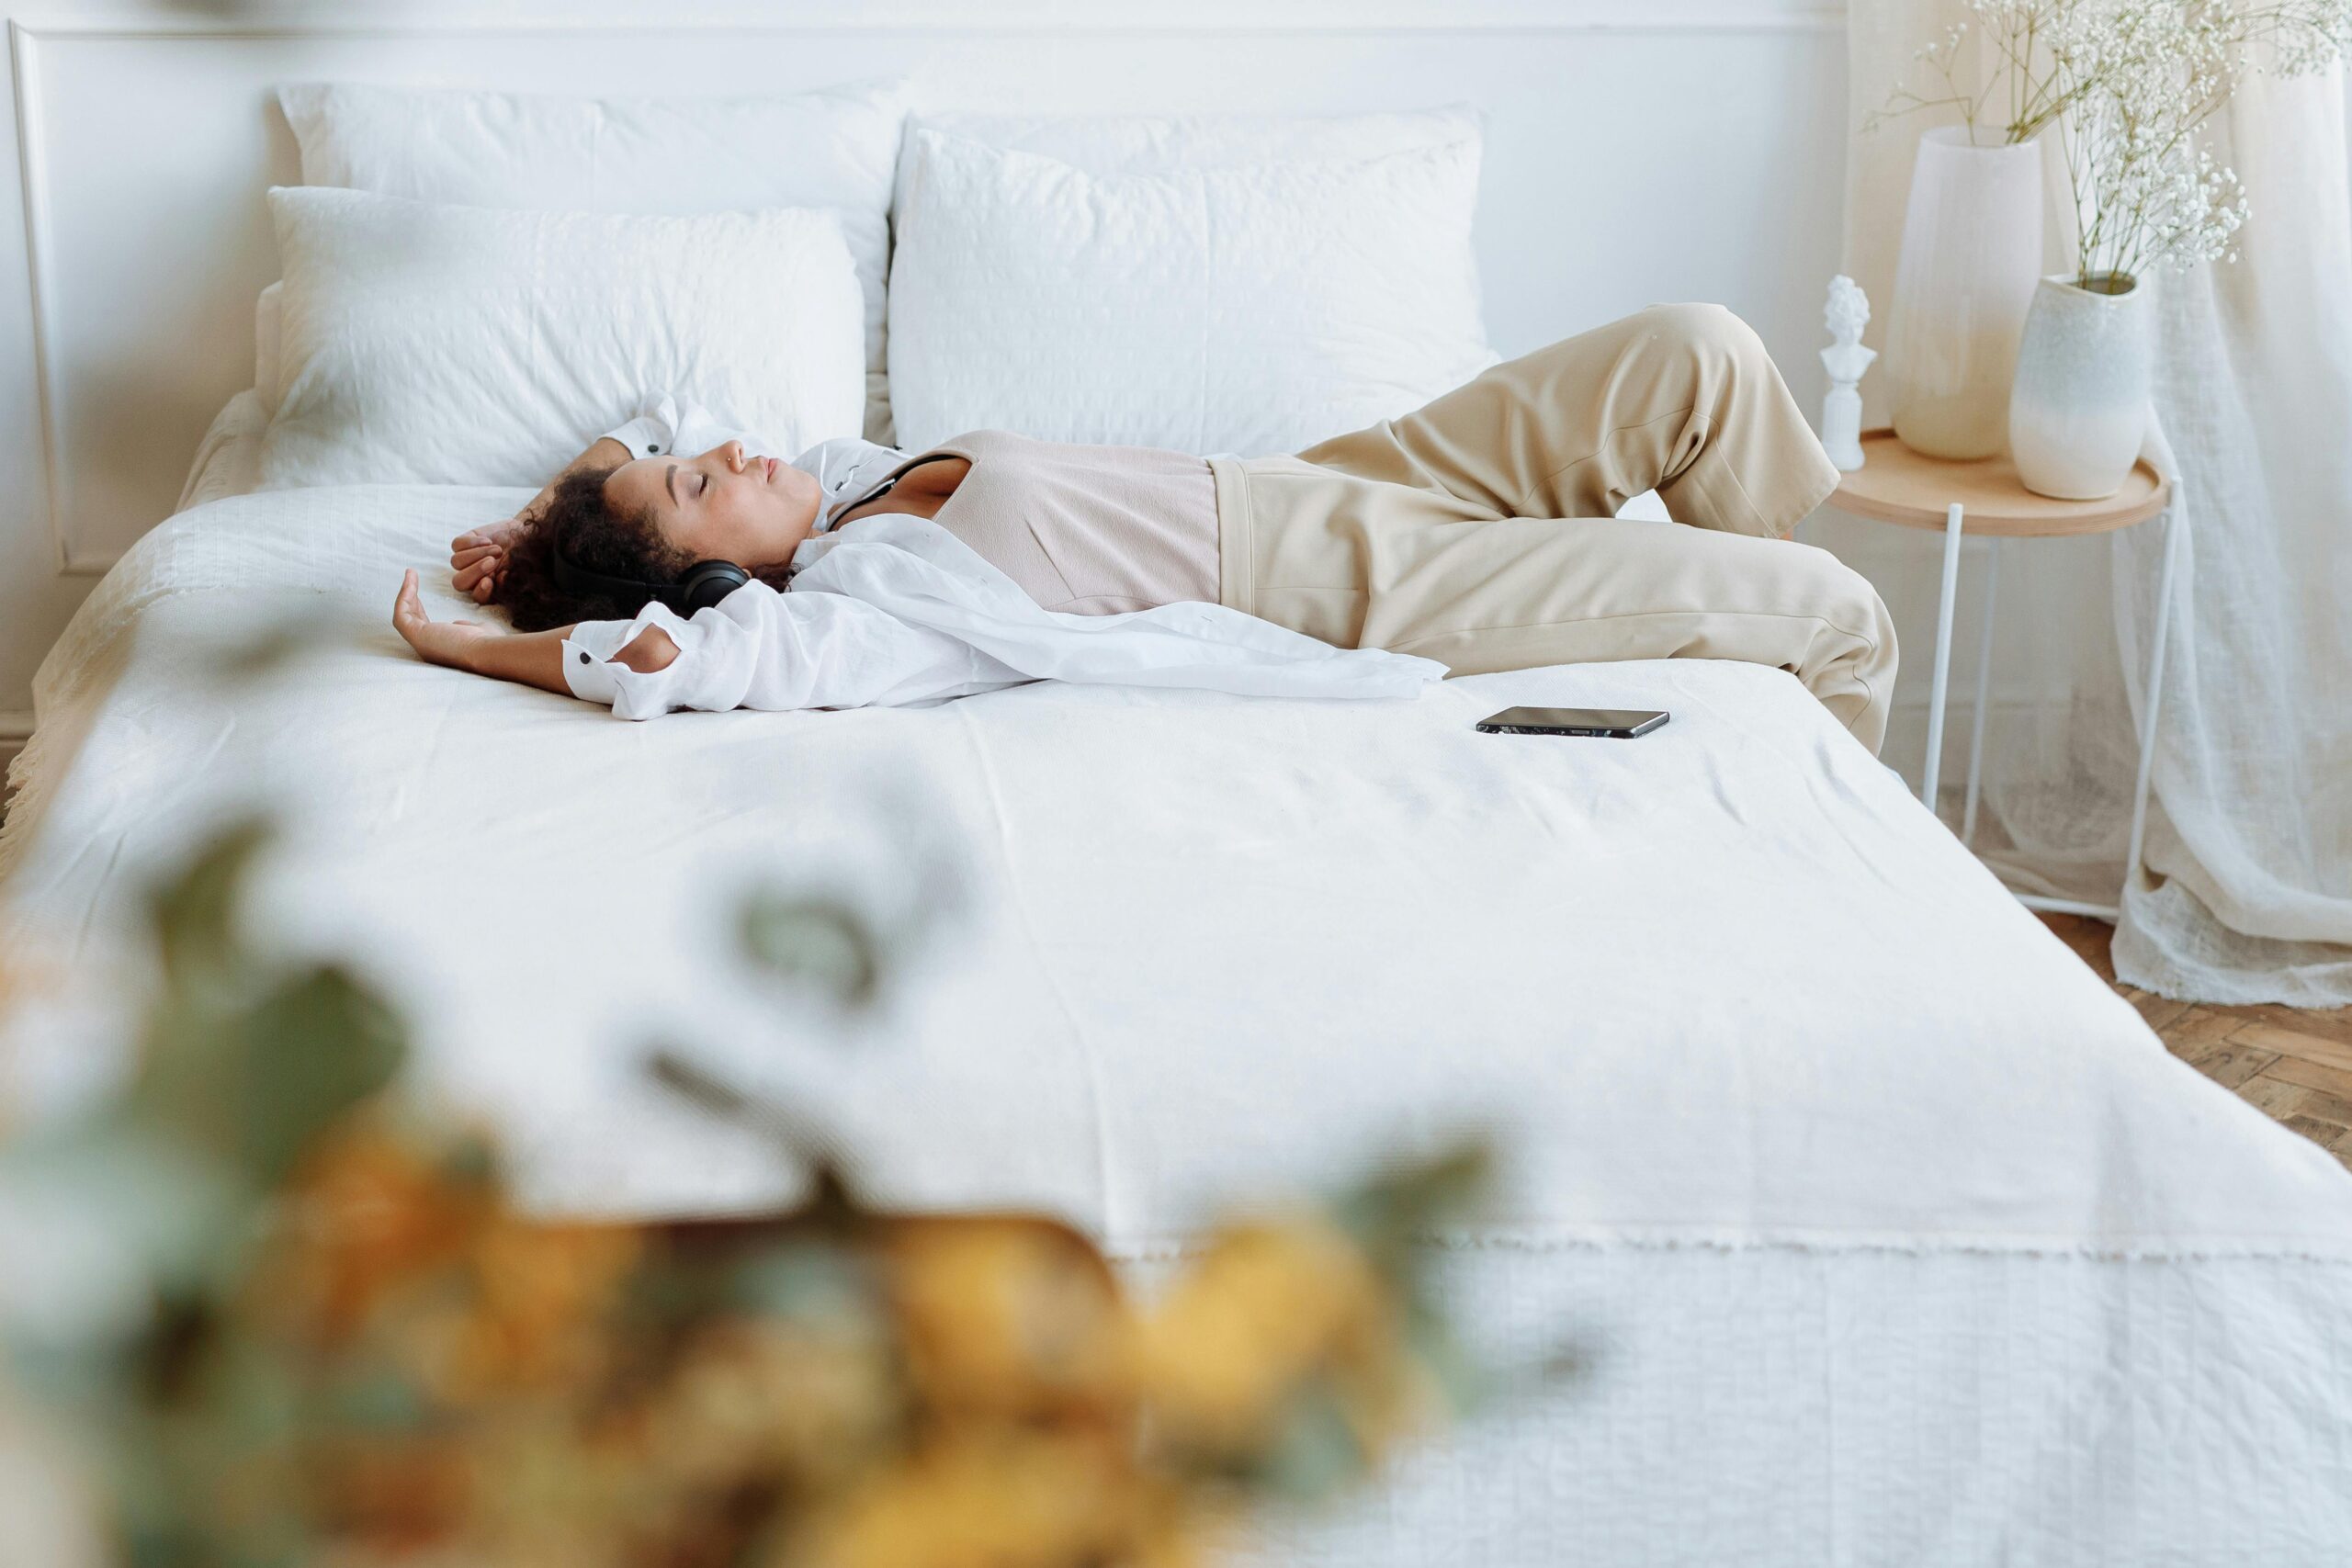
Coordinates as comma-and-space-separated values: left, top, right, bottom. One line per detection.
1819, 275, 1876, 472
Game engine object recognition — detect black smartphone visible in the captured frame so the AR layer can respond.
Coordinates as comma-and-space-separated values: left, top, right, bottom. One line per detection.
1475, 705, 1669, 738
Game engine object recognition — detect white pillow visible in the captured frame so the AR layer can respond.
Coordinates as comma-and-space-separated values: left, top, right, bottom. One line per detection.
277, 81, 905, 442
900, 104, 1485, 177
258, 186, 864, 491
886, 126, 1495, 457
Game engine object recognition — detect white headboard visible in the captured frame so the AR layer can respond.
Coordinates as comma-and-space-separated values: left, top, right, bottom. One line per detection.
0, 0, 1846, 742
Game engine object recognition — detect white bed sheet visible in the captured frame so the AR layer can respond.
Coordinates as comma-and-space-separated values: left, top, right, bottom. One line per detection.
6, 480, 2350, 1563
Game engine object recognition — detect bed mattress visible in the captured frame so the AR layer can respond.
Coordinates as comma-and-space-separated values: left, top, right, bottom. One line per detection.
6, 479, 2350, 1564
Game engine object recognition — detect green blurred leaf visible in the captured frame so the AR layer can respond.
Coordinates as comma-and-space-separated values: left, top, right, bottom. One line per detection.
145, 818, 273, 993
643, 1046, 856, 1181
1256, 1388, 1368, 1502
114, 1323, 307, 1568
729, 1240, 874, 1322
1332, 1140, 1494, 1268
318, 1360, 433, 1435
435, 1127, 502, 1190
126, 823, 408, 1190
1400, 1304, 1494, 1418
130, 963, 406, 1194
208, 610, 344, 686
737, 892, 884, 1009
231, 964, 404, 1185
0, 1120, 252, 1371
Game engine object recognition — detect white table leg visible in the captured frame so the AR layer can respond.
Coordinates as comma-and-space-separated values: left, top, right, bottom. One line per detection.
1921, 502, 1965, 819
1962, 536, 2001, 845
2011, 507, 2181, 926
2121, 507, 2183, 907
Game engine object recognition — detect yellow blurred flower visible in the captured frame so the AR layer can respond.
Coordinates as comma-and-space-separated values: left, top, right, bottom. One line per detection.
791, 1427, 1196, 1568
261, 1122, 639, 1402
1137, 1213, 1429, 1461
264, 1122, 485, 1347
432, 1214, 641, 1400
884, 1216, 1139, 1426
633, 1312, 900, 1495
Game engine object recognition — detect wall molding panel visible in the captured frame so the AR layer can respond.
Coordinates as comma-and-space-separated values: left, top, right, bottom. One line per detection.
7, 22, 73, 573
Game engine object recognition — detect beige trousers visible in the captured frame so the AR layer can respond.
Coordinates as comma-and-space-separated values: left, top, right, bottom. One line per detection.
1208, 303, 1898, 753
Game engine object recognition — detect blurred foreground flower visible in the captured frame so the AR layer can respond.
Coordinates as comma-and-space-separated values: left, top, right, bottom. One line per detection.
0, 824, 1503, 1567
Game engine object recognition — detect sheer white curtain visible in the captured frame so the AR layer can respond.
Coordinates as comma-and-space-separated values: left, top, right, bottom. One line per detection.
1840, 6, 2352, 1005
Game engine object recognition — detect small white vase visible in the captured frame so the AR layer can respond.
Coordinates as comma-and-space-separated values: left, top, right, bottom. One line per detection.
1883, 128, 2044, 460
2007, 272, 2153, 501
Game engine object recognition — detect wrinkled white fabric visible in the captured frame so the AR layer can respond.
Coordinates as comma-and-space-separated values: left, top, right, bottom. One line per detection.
175, 389, 268, 513
1842, 17, 2352, 1004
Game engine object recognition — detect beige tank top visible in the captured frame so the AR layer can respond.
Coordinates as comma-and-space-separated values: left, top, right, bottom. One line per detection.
836, 430, 1220, 614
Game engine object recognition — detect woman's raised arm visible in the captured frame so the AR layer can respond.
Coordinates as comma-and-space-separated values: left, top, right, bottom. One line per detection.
449, 434, 635, 604
393, 568, 680, 696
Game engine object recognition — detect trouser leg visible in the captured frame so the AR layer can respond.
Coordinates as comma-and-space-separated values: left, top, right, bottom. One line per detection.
1216, 449, 1899, 752
1358, 515, 1898, 752
1216, 304, 1892, 747
1295, 302, 1842, 538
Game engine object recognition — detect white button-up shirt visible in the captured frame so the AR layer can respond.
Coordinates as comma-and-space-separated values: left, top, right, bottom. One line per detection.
559, 398, 1446, 719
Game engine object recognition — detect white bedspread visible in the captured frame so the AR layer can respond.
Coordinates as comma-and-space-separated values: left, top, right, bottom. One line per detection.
6, 484, 2351, 1563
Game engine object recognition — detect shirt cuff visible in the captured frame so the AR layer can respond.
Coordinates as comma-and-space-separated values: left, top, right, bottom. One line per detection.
561, 604, 700, 719
560, 622, 634, 706
603, 415, 671, 460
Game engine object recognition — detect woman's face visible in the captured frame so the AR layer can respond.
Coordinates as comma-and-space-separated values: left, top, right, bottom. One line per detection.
603, 441, 823, 570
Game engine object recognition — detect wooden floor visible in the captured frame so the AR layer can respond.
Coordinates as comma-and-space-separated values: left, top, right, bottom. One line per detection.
2039, 912, 2352, 1172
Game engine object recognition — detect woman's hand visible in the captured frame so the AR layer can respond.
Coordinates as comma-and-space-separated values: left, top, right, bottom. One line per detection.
393, 569, 501, 671
450, 516, 527, 604
448, 434, 633, 603
393, 570, 578, 697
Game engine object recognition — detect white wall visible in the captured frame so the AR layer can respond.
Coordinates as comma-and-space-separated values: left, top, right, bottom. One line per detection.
0, 0, 1849, 782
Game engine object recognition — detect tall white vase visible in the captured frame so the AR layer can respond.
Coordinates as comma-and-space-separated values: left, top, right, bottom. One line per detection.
2008, 272, 2153, 501
1883, 128, 2044, 460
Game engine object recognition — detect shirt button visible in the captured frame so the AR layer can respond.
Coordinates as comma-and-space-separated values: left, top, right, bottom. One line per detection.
647, 444, 660, 453
578, 651, 590, 665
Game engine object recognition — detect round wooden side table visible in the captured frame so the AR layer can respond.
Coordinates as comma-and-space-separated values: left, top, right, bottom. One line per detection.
1826, 428, 2177, 921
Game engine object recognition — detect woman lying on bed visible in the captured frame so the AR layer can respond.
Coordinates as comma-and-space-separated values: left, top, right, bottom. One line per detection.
395, 303, 1899, 752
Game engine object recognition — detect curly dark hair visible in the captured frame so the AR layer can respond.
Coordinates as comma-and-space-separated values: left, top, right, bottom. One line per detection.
494, 466, 695, 632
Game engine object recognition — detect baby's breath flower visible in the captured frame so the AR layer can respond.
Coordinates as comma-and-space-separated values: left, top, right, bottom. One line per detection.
1876, 0, 2352, 282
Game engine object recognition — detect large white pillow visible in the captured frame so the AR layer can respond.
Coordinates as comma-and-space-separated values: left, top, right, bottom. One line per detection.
899, 104, 1485, 177
258, 186, 864, 491
277, 81, 905, 442
886, 125, 1494, 457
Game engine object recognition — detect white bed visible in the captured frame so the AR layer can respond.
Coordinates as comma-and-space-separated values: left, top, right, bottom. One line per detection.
6, 429, 2351, 1562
